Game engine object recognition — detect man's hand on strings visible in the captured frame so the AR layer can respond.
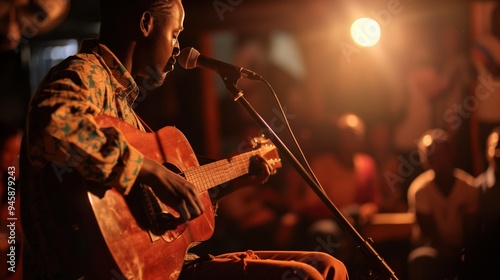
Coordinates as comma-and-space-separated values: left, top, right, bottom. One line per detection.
231, 155, 277, 187
245, 155, 277, 185
212, 155, 277, 202
137, 157, 204, 221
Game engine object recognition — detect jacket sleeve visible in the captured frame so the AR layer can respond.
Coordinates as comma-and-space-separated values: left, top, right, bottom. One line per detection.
27, 62, 143, 195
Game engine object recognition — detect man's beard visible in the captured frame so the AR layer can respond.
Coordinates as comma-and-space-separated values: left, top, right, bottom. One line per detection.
147, 72, 167, 89
139, 65, 168, 90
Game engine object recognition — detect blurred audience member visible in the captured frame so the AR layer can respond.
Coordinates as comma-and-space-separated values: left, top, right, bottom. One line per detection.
0, 122, 22, 216
407, 129, 478, 280
392, 22, 473, 197
0, 0, 69, 51
434, 23, 474, 174
0, 121, 22, 280
287, 113, 381, 223
466, 127, 500, 279
283, 113, 381, 270
434, 23, 473, 132
367, 122, 407, 213
391, 43, 442, 198
471, 4, 500, 172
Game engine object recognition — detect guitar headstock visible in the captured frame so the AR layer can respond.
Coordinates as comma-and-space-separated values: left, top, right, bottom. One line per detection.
251, 136, 282, 171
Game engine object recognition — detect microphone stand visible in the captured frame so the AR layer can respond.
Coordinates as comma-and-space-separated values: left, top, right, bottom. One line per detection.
220, 74, 398, 280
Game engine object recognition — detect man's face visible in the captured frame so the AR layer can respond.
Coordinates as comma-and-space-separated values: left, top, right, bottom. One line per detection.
427, 142, 454, 175
136, 1, 184, 88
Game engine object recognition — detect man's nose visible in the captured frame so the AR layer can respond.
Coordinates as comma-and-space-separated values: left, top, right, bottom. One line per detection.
172, 42, 180, 57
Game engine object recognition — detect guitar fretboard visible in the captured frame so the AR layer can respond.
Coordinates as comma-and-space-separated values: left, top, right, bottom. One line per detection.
183, 149, 262, 193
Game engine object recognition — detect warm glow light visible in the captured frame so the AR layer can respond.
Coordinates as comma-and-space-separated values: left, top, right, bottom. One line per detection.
350, 17, 381, 47
488, 132, 499, 159
422, 135, 433, 147
491, 132, 499, 144
345, 114, 359, 128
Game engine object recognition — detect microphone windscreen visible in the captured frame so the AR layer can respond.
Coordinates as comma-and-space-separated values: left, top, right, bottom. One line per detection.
178, 47, 200, 69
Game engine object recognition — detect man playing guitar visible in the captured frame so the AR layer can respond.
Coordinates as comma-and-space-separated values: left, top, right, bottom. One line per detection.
20, 0, 348, 279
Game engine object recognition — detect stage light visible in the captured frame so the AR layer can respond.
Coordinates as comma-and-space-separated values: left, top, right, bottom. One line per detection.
350, 17, 381, 47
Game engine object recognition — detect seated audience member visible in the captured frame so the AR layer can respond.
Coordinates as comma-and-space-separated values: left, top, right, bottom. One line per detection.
471, 5, 500, 172
284, 113, 381, 271
407, 129, 478, 280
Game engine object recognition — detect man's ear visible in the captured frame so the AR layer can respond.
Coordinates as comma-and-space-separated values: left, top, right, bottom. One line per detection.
140, 11, 154, 37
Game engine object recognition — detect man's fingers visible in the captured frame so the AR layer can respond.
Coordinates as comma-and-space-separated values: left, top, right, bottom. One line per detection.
249, 156, 265, 174
176, 182, 204, 221
177, 200, 191, 221
176, 200, 202, 222
183, 182, 205, 214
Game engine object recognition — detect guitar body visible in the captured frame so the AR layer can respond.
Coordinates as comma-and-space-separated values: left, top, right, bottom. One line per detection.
89, 116, 215, 280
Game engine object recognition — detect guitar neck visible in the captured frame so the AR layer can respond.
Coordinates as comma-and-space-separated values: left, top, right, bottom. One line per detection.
183, 149, 261, 193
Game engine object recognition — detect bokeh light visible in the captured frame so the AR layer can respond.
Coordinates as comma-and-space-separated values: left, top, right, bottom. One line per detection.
350, 17, 381, 47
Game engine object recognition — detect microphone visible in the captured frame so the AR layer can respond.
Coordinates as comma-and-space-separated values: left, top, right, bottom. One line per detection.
178, 47, 262, 80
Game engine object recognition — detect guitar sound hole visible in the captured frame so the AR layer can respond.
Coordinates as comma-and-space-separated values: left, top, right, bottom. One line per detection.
163, 163, 184, 178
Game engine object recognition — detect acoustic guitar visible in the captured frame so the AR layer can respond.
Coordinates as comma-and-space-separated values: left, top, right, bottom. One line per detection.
88, 115, 281, 279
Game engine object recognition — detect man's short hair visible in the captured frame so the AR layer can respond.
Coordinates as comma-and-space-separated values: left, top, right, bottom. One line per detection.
99, 0, 178, 26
